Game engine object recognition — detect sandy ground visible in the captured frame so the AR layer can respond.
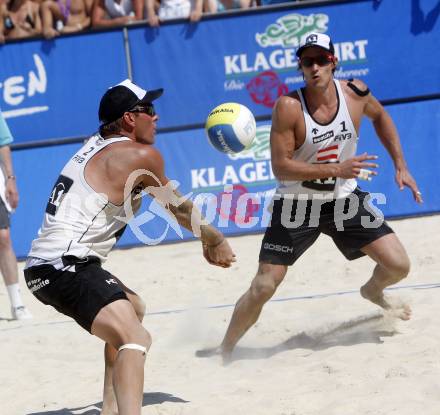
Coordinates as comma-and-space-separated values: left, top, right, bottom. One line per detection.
1, 215, 439, 415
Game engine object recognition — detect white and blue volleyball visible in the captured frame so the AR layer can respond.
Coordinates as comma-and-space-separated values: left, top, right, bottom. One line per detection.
205, 103, 257, 154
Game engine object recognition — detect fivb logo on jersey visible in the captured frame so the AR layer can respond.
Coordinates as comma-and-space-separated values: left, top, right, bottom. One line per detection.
223, 12, 370, 106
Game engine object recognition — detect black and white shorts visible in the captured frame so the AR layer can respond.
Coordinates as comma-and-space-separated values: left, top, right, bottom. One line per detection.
24, 256, 128, 333
259, 187, 394, 266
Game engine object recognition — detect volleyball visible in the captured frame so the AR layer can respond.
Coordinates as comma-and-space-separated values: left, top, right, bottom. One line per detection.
205, 103, 257, 154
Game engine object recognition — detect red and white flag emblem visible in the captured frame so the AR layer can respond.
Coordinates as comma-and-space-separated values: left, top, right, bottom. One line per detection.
317, 144, 339, 162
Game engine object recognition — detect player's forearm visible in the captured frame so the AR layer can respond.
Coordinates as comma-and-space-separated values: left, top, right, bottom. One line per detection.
171, 198, 223, 246
373, 112, 407, 170
273, 158, 340, 181
0, 146, 14, 177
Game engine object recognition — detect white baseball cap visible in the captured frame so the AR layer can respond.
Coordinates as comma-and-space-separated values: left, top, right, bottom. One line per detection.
296, 33, 335, 57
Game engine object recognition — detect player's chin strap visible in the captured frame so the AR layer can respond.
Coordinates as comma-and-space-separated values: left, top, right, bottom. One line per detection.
118, 343, 147, 356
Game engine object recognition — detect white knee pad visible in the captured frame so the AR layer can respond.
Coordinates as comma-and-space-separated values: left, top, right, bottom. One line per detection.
118, 343, 147, 356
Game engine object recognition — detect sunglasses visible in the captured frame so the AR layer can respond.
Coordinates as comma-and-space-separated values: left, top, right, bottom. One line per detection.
299, 54, 334, 68
129, 103, 156, 117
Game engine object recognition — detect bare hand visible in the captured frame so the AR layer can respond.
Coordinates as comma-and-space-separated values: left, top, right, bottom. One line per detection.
147, 14, 160, 27
337, 152, 379, 179
202, 239, 236, 268
43, 28, 59, 40
395, 168, 423, 203
189, 10, 202, 22
5, 179, 18, 209
120, 15, 135, 25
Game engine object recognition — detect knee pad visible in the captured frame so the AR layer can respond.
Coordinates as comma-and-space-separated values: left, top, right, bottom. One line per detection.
118, 343, 147, 356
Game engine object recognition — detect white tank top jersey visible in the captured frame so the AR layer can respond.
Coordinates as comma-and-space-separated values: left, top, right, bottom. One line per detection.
28, 134, 142, 263
276, 80, 358, 200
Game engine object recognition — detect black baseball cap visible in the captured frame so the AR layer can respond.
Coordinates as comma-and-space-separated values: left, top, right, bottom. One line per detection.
296, 32, 335, 57
99, 79, 163, 125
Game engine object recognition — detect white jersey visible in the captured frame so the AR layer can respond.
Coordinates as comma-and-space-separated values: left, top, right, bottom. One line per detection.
27, 134, 142, 263
276, 80, 358, 200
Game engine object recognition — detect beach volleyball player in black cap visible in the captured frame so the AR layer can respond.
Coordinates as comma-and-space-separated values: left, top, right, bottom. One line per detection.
24, 79, 235, 414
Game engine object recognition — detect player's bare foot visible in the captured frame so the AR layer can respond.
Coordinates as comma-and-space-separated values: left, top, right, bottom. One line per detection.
360, 285, 411, 320
195, 346, 232, 365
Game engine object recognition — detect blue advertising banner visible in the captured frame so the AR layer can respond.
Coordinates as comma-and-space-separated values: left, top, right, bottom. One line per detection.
0, 31, 128, 144
130, 0, 440, 129
11, 98, 438, 258
0, 0, 438, 144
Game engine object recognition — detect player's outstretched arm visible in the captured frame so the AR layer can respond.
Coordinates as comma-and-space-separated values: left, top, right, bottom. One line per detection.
363, 87, 422, 203
139, 147, 236, 268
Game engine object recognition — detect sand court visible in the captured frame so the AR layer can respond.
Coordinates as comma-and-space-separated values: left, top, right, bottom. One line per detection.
1, 214, 439, 415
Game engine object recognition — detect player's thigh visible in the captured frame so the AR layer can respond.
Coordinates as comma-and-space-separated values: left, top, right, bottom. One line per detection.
361, 233, 410, 273
114, 277, 146, 321
91, 299, 151, 350
326, 188, 394, 261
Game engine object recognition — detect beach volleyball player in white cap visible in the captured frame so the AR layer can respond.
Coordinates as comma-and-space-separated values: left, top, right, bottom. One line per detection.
200, 32, 422, 363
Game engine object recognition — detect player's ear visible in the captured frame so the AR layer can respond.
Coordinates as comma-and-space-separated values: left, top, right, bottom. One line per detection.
122, 111, 136, 126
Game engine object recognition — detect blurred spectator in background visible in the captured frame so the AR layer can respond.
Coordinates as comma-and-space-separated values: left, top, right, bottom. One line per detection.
0, 0, 41, 42
91, 0, 143, 28
146, 0, 202, 27
204, 0, 253, 13
41, 0, 93, 39
0, 110, 32, 320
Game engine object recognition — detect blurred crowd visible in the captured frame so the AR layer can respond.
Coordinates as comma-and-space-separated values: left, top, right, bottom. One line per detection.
0, 0, 317, 42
